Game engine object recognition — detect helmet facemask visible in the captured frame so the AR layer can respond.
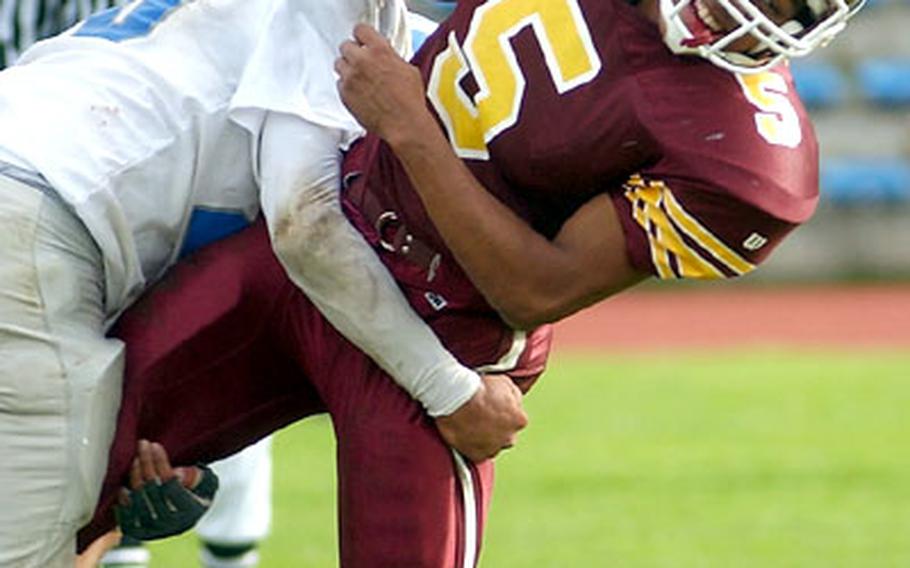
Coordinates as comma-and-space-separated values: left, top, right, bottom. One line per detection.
658, 0, 864, 73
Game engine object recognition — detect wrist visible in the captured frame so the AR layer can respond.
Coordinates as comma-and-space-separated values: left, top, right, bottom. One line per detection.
384, 110, 440, 154
420, 364, 482, 417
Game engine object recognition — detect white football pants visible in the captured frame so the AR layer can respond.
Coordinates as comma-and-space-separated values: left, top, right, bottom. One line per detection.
0, 175, 124, 567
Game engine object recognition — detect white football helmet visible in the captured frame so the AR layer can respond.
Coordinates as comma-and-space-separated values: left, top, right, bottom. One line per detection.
659, 0, 865, 73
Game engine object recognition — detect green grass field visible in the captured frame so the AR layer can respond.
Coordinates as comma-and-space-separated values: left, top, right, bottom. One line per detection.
147, 349, 910, 567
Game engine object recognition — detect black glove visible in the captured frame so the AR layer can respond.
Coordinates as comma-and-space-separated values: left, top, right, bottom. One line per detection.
115, 464, 219, 541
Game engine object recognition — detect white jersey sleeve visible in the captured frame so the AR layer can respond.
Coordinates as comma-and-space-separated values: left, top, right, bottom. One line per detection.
259, 113, 480, 417
237, 2, 480, 416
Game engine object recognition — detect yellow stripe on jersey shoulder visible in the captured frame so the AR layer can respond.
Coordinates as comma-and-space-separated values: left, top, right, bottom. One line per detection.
623, 175, 756, 280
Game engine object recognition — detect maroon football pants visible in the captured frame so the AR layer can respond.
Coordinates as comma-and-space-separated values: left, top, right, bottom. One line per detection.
77, 222, 493, 567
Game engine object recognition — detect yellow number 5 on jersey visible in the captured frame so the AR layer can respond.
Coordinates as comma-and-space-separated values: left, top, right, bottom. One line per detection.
736, 71, 802, 148
427, 0, 601, 160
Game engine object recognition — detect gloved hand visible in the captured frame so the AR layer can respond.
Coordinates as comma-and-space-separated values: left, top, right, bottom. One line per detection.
114, 440, 219, 540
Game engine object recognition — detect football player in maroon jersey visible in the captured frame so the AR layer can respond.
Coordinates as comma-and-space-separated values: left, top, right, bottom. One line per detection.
80, 0, 863, 564
334, 0, 862, 333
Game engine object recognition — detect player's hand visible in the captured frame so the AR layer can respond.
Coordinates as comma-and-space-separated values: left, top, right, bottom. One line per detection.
335, 23, 436, 146
122, 439, 200, 493
115, 440, 219, 541
435, 374, 529, 463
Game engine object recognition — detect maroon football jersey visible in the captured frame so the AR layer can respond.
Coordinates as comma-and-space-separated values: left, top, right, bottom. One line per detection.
343, 0, 818, 318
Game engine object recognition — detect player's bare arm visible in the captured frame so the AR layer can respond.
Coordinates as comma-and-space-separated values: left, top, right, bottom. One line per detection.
337, 24, 647, 330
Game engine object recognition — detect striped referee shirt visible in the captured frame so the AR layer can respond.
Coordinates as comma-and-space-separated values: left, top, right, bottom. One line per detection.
0, 0, 125, 68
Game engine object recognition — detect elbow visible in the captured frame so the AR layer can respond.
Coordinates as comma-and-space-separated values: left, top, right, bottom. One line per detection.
501, 311, 550, 332
270, 208, 304, 268
494, 278, 628, 330
270, 194, 343, 268
493, 289, 564, 331
489, 262, 645, 330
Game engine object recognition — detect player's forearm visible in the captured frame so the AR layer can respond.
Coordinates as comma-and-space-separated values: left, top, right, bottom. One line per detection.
387, 122, 575, 328
335, 26, 588, 327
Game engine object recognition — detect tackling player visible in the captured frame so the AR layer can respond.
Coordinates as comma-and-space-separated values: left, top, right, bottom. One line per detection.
2, 5, 285, 568
78, 0, 864, 565
0, 1, 519, 566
